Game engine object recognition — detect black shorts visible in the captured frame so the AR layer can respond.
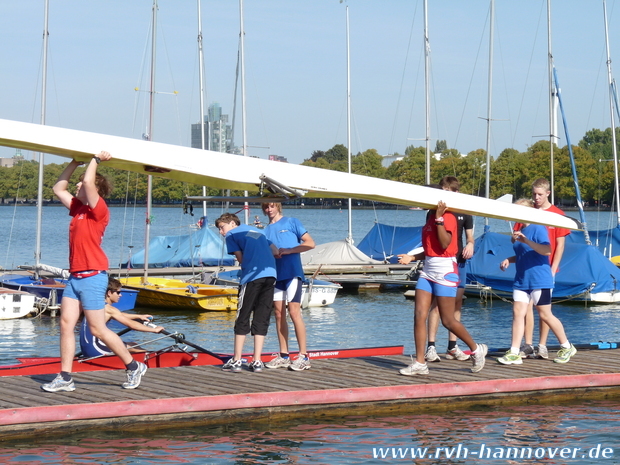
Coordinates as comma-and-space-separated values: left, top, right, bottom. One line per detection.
234, 277, 276, 336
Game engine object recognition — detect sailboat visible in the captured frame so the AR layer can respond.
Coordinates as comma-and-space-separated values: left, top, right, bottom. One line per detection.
300, 6, 404, 287
117, 0, 238, 312
566, 0, 620, 264
466, 0, 620, 304
0, 1, 137, 314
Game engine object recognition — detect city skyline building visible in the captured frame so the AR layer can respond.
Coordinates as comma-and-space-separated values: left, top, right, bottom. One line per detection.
191, 102, 237, 154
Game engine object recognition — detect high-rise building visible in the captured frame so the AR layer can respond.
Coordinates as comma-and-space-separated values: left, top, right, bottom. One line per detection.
191, 103, 237, 154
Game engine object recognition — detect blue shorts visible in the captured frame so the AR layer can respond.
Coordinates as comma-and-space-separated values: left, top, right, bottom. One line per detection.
457, 261, 467, 289
63, 272, 108, 310
416, 276, 458, 298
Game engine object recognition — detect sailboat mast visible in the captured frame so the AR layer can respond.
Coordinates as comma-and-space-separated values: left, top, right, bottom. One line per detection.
35, 0, 49, 275
239, 0, 249, 225
547, 0, 556, 205
142, 0, 158, 284
603, 0, 620, 227
346, 6, 353, 244
423, 0, 430, 185
484, 0, 494, 202
197, 0, 207, 217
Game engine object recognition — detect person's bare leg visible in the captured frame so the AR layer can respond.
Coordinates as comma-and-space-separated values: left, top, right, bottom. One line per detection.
537, 305, 568, 345
538, 319, 550, 346
253, 335, 265, 362
273, 300, 289, 354
427, 301, 440, 345
84, 308, 134, 365
437, 295, 475, 351
288, 301, 307, 354
510, 301, 529, 350
414, 290, 433, 364
523, 301, 535, 346
450, 288, 465, 343
59, 297, 81, 373
233, 334, 246, 361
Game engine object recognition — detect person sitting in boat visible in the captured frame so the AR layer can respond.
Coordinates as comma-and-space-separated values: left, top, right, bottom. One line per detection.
253, 215, 263, 229
497, 198, 576, 366
79, 278, 165, 358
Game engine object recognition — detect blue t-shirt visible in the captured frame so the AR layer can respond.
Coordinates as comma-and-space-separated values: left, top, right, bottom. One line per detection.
225, 224, 276, 285
513, 224, 554, 290
264, 217, 307, 281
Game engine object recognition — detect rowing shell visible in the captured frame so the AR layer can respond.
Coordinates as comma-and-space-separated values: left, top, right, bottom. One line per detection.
0, 118, 580, 230
0, 345, 404, 377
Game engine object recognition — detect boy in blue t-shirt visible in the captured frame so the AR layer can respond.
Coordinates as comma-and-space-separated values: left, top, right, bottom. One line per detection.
216, 213, 279, 373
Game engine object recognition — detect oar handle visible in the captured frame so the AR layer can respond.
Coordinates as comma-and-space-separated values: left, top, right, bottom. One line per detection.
143, 322, 224, 360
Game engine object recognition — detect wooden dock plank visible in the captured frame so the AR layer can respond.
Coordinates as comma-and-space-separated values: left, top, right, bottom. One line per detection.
0, 349, 618, 440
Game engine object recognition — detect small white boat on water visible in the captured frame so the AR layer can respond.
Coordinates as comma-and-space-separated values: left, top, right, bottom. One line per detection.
0, 288, 36, 319
208, 270, 340, 308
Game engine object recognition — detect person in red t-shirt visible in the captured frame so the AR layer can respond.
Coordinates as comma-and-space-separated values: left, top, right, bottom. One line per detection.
41, 151, 147, 393
513, 178, 570, 360
397, 198, 487, 376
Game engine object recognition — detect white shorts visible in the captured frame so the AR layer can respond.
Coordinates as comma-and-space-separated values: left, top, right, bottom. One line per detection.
273, 277, 303, 303
513, 288, 552, 306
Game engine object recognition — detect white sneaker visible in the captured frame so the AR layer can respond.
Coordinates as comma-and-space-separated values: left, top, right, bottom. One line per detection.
289, 355, 311, 371
445, 345, 470, 361
265, 354, 291, 369
41, 374, 75, 392
122, 361, 147, 389
424, 346, 441, 362
399, 360, 429, 376
471, 344, 488, 373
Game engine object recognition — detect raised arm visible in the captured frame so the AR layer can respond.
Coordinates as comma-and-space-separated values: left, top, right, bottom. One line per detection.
82, 151, 112, 208
53, 160, 82, 209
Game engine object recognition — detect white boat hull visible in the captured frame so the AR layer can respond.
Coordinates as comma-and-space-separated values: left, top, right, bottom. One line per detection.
0, 289, 35, 320
302, 280, 340, 308
0, 119, 581, 230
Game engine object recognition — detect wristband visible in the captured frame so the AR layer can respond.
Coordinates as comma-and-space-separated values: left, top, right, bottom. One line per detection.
435, 221, 444, 226
435, 216, 444, 222
93, 156, 101, 164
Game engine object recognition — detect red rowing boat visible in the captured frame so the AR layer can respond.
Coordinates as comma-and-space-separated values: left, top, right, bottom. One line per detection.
0, 345, 404, 377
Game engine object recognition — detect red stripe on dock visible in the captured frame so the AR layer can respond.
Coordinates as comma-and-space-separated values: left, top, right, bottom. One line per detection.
4, 372, 620, 426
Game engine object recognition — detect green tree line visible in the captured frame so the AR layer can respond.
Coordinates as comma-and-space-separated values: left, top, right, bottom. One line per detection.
1, 126, 618, 206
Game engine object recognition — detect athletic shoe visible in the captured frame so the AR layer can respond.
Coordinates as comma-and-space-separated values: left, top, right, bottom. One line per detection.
265, 354, 291, 369
471, 344, 488, 373
536, 344, 549, 359
424, 346, 441, 363
41, 374, 75, 392
123, 361, 147, 389
399, 360, 429, 376
222, 358, 243, 372
446, 345, 470, 361
554, 344, 577, 364
497, 351, 523, 365
289, 355, 311, 371
249, 360, 264, 372
519, 344, 535, 359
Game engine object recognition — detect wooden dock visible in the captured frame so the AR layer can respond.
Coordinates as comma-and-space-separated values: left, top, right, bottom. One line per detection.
1, 349, 619, 440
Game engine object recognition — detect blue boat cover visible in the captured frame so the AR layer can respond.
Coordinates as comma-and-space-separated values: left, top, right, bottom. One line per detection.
357, 223, 423, 264
466, 232, 620, 298
124, 226, 234, 268
566, 224, 620, 259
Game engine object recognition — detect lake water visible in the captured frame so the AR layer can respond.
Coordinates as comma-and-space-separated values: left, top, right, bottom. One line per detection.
0, 205, 619, 463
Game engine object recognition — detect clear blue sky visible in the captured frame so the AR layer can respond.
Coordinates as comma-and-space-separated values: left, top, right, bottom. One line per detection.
0, 1, 618, 166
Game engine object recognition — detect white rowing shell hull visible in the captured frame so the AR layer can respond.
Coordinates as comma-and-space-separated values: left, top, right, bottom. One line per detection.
0, 118, 580, 230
